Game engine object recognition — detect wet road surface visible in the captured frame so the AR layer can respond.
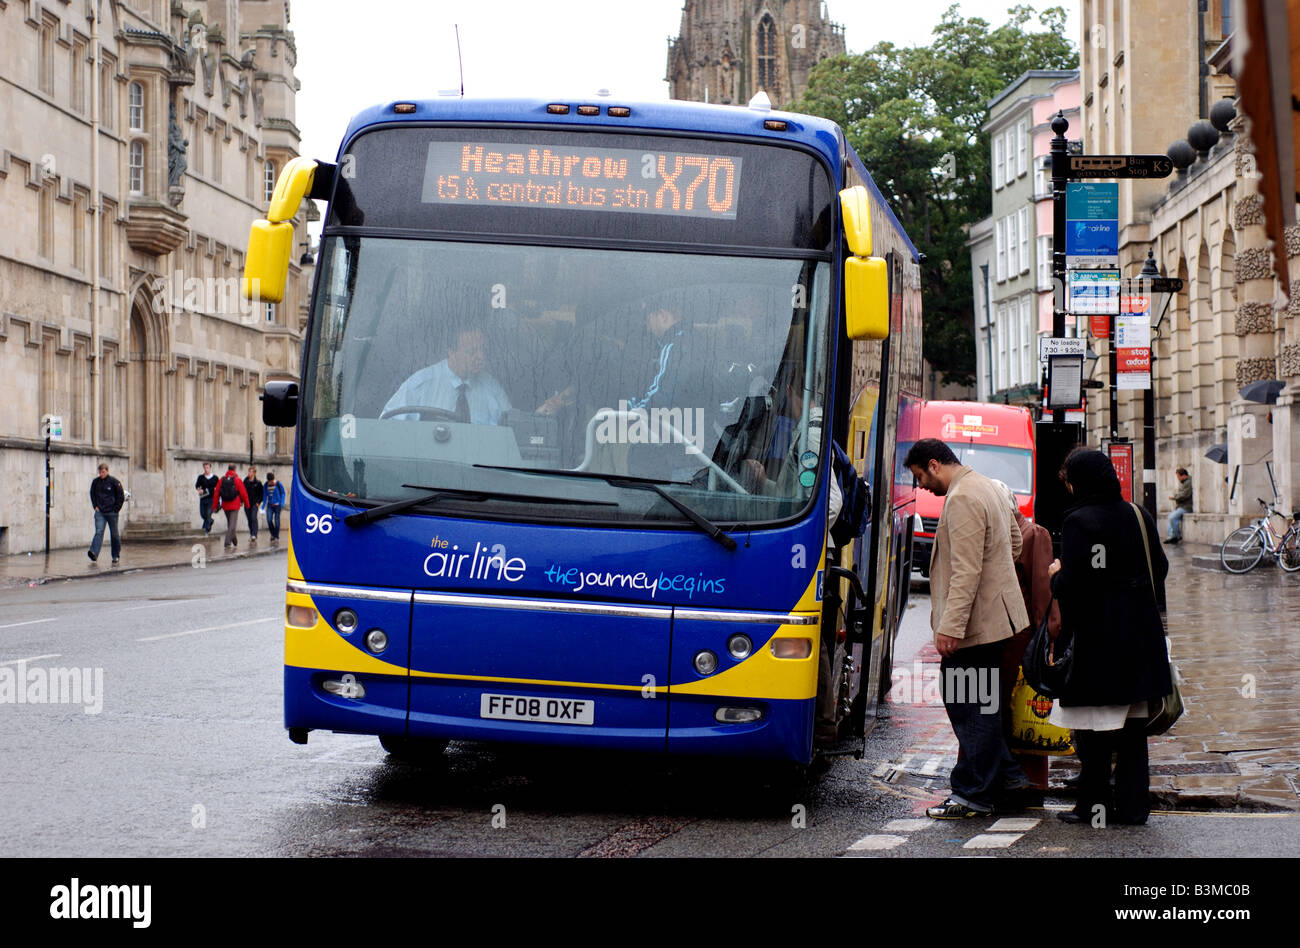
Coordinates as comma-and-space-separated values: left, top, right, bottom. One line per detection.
1, 554, 1296, 857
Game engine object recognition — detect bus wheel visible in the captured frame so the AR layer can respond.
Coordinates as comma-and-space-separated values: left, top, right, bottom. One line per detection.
379, 735, 449, 762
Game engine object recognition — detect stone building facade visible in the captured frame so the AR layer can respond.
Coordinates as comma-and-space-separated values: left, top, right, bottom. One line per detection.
0, 0, 313, 553
1078, 0, 1298, 542
666, 0, 844, 108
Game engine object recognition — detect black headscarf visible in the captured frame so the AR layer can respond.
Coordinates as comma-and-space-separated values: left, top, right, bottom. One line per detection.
1063, 448, 1122, 506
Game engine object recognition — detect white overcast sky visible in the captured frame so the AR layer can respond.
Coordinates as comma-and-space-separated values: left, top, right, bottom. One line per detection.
291, 0, 1080, 165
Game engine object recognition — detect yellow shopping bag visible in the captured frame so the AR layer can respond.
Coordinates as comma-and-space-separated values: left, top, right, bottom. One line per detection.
1008, 667, 1074, 755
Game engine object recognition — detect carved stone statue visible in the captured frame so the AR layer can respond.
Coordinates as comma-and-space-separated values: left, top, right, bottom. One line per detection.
167, 102, 188, 189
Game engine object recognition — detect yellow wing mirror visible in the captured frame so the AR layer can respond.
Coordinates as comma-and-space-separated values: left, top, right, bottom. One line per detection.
839, 185, 889, 340
242, 157, 319, 303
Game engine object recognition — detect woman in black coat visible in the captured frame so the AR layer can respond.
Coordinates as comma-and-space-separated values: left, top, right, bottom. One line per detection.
1047, 448, 1172, 825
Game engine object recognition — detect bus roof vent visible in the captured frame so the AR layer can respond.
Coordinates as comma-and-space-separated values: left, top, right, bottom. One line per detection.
748, 90, 772, 112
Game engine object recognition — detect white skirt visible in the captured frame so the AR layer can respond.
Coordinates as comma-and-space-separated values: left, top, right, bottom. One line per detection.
1049, 700, 1148, 732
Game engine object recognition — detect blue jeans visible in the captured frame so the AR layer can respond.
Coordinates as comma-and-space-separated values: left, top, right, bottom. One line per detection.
245, 504, 259, 538
200, 497, 214, 533
90, 510, 121, 560
941, 639, 1027, 811
1167, 506, 1186, 540
265, 505, 281, 539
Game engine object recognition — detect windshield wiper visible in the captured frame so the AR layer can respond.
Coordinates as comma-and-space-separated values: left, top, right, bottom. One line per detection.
344, 483, 615, 527
473, 464, 738, 552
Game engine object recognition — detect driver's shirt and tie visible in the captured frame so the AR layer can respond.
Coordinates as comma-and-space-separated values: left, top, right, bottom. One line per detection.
383, 358, 511, 424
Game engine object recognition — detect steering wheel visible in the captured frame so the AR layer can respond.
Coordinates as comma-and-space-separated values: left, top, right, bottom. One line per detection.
378, 405, 460, 421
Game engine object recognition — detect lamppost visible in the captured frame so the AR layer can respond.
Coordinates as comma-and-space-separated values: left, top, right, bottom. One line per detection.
1135, 249, 1178, 517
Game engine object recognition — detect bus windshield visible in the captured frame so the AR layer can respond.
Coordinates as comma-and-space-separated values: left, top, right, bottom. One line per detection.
300, 237, 832, 526
952, 444, 1034, 495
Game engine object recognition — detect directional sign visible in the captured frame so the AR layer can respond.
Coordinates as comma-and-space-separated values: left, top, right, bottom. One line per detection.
1125, 276, 1185, 294
1068, 154, 1173, 179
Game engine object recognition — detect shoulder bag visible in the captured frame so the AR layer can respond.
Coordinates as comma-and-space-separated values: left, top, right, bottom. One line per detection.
1022, 589, 1072, 699
1130, 502, 1184, 735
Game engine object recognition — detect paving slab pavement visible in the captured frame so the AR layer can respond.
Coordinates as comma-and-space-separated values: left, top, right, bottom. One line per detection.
1146, 539, 1300, 809
0, 532, 284, 588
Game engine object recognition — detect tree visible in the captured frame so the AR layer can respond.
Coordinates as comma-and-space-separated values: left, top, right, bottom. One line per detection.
794, 5, 1076, 386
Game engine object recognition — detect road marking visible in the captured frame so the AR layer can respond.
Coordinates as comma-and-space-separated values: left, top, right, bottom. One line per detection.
964, 833, 1023, 849
989, 817, 1040, 832
0, 654, 61, 666
138, 616, 277, 642
0, 618, 57, 630
123, 599, 198, 612
882, 818, 933, 833
846, 834, 909, 852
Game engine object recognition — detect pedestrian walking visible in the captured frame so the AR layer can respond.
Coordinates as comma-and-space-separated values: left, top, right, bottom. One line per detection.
1048, 448, 1173, 826
1164, 466, 1193, 544
903, 438, 1033, 819
243, 466, 264, 542
992, 479, 1060, 794
195, 462, 218, 534
216, 463, 250, 551
87, 462, 125, 565
263, 472, 285, 544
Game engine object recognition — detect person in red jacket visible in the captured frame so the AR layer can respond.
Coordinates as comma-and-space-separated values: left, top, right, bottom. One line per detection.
215, 463, 250, 551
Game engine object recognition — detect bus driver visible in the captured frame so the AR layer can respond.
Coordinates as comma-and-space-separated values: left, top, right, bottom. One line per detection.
383, 327, 512, 424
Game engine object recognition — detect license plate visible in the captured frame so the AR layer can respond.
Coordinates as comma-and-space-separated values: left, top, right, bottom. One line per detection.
480, 693, 594, 726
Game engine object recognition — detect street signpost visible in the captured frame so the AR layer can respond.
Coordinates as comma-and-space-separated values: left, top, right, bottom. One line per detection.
41, 414, 63, 556
1042, 113, 1173, 548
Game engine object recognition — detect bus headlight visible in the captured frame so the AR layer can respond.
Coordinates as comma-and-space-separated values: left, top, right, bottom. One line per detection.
693, 650, 718, 675
334, 608, 359, 634
364, 629, 389, 654
726, 634, 752, 660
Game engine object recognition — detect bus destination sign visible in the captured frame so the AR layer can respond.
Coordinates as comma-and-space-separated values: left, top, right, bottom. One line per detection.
421, 141, 742, 219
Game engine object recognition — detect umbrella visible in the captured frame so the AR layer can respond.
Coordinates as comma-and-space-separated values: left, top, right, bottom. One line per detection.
1204, 443, 1228, 464
1240, 379, 1284, 404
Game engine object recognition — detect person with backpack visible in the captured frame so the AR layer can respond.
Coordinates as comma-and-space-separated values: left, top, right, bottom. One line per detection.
243, 466, 264, 542
262, 472, 286, 544
216, 463, 250, 551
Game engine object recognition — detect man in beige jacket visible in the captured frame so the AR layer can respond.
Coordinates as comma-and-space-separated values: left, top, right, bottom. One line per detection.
904, 438, 1033, 818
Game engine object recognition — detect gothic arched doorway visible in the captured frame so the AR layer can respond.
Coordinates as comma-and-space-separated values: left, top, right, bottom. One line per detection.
128, 306, 148, 470
126, 295, 164, 472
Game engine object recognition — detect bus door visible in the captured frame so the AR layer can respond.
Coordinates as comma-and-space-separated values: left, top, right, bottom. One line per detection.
406, 596, 672, 750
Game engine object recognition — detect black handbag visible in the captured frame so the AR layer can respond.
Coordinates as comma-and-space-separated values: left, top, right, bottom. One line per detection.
1022, 591, 1073, 699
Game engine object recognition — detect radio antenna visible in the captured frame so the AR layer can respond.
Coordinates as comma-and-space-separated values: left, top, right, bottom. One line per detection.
455, 24, 465, 97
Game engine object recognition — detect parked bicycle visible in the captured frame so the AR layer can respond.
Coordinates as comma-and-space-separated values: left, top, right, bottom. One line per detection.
1219, 498, 1300, 573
